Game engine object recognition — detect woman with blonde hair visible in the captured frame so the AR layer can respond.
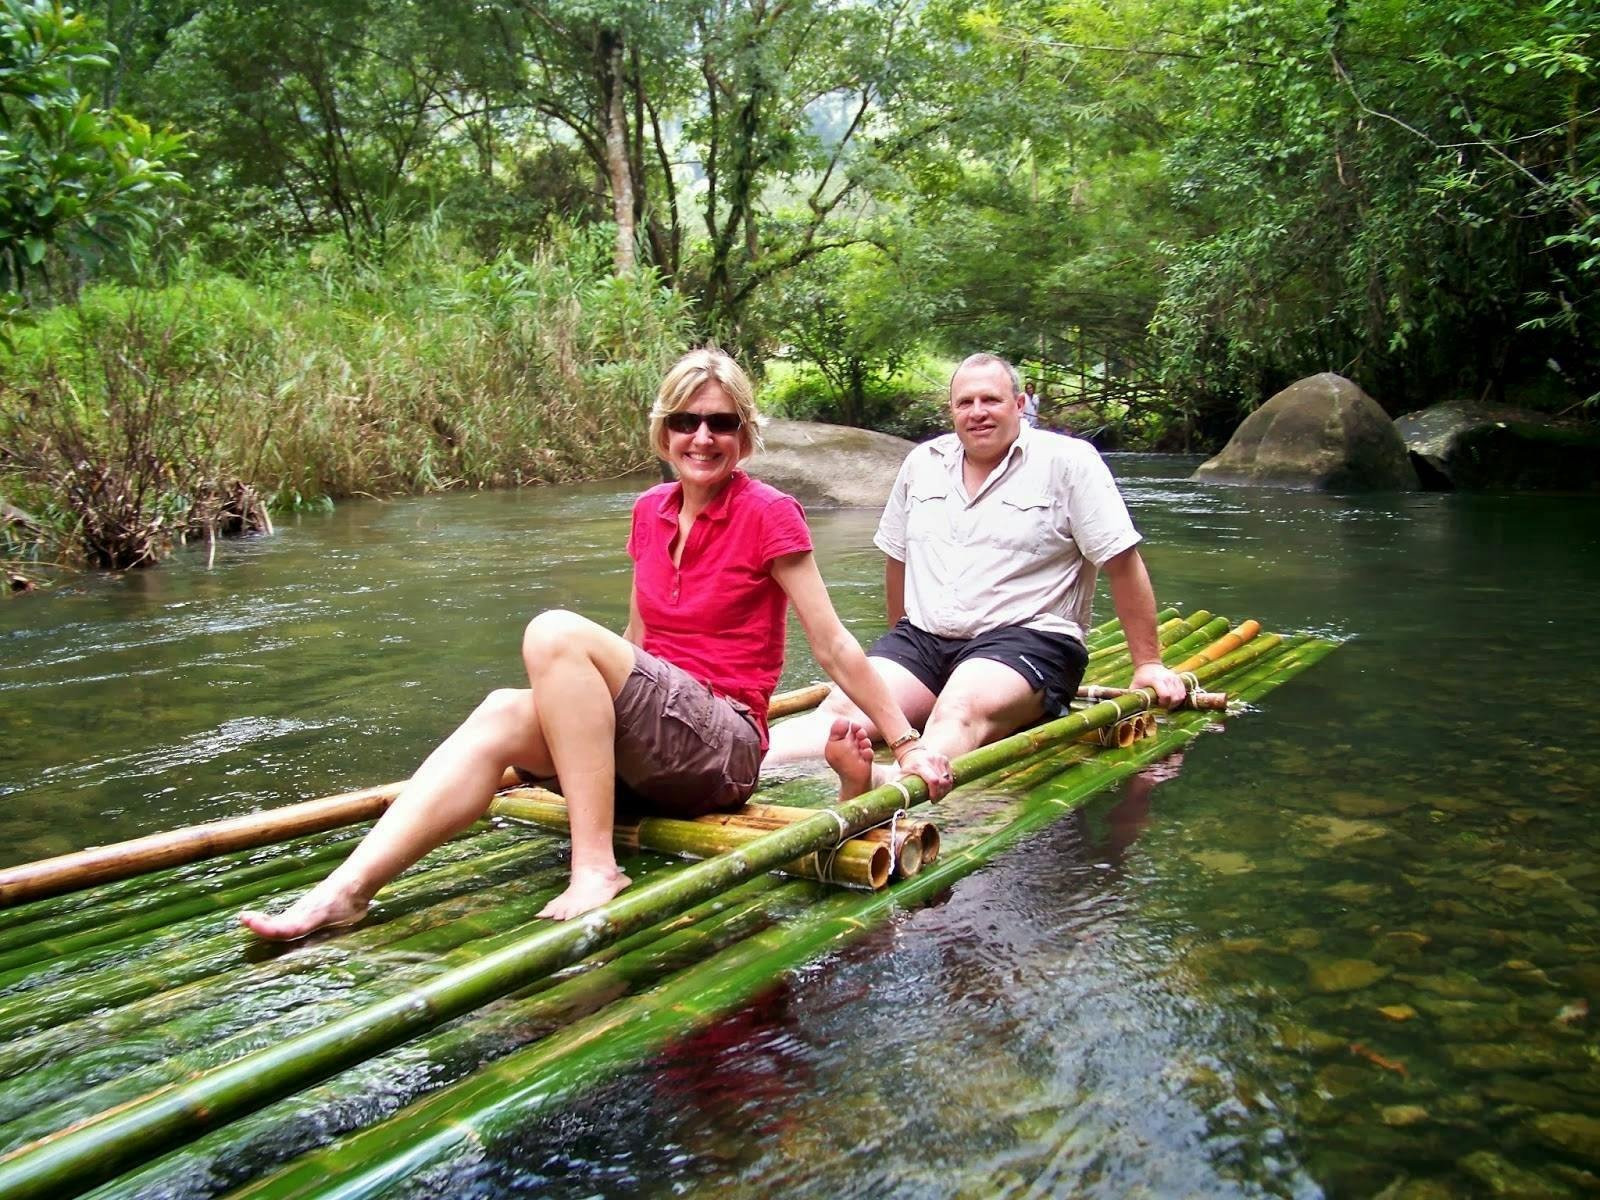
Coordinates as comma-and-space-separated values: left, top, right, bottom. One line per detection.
242, 348, 951, 936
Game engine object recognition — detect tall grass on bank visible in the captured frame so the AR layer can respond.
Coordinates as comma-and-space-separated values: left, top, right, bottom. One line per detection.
0, 227, 693, 573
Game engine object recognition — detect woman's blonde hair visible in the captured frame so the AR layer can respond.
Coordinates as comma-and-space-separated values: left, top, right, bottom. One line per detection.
648, 347, 764, 462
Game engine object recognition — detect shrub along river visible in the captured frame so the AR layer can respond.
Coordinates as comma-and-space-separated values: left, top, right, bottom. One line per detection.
2, 454, 1598, 1197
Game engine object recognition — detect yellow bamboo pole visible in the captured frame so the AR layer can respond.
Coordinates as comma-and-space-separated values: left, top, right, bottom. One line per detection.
1171, 620, 1260, 674
0, 684, 833, 907
489, 792, 891, 889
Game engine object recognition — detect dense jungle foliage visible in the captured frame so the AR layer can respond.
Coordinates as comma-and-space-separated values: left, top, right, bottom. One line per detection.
2, 0, 1596, 573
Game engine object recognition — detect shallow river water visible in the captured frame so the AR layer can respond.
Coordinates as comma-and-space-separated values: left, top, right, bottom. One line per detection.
4, 455, 1600, 1198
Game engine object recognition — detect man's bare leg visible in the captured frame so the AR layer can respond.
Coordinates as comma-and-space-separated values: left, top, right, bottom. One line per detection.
920, 658, 1046, 761
763, 657, 935, 768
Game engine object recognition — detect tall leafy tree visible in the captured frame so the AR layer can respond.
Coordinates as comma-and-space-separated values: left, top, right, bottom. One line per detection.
133, 0, 496, 250
0, 0, 185, 308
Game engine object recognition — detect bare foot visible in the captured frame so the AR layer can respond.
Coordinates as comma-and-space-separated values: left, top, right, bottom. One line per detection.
239, 879, 370, 941
537, 865, 631, 920
824, 718, 876, 803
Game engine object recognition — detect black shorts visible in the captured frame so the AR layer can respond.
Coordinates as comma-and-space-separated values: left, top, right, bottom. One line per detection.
867, 619, 1089, 718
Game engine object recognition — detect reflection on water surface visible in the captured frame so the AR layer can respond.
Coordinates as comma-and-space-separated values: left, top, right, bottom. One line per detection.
3, 458, 1600, 1197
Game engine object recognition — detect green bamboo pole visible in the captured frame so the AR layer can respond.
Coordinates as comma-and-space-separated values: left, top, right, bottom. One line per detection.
730, 802, 938, 873
1086, 614, 1227, 682
0, 827, 535, 1010
0, 851, 372, 977
1085, 614, 1187, 663
0, 834, 548, 1080
0, 862, 597, 1148
1172, 619, 1261, 673
1082, 605, 1178, 651
227, 638, 1338, 1200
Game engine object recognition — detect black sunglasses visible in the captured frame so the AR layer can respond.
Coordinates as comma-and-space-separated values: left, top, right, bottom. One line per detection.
665, 411, 743, 435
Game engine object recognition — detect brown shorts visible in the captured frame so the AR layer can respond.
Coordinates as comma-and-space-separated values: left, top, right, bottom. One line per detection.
610, 647, 761, 818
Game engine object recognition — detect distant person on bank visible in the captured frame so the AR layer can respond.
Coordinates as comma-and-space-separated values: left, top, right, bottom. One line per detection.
764, 353, 1186, 781
241, 349, 952, 940
1021, 380, 1041, 428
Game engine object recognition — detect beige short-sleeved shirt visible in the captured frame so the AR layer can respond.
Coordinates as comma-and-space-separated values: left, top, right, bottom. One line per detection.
873, 427, 1141, 643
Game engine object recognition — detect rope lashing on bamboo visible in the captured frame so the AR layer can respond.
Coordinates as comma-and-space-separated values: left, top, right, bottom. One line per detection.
1084, 716, 1142, 747
813, 806, 854, 885
1075, 680, 1225, 711
792, 805, 923, 882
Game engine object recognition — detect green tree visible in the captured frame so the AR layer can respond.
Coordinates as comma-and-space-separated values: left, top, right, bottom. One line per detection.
0, 0, 185, 307
132, 0, 499, 253
1134, 0, 1600, 413
762, 243, 931, 426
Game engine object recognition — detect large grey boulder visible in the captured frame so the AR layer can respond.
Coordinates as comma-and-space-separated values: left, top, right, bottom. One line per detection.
1395, 401, 1600, 491
1193, 373, 1419, 491
743, 419, 915, 508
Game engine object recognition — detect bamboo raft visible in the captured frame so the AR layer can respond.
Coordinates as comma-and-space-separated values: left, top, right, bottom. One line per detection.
0, 610, 1337, 1199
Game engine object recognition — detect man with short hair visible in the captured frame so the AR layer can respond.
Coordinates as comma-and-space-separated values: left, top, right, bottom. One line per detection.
765, 352, 1185, 775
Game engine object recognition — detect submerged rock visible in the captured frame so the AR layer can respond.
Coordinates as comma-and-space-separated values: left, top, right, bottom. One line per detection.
1528, 1112, 1600, 1165
1330, 791, 1413, 819
1372, 1176, 1460, 1200
1459, 1149, 1574, 1199
1297, 814, 1388, 849
1273, 1022, 1348, 1056
1192, 849, 1255, 875
1400, 973, 1512, 1002
1484, 1077, 1581, 1110
1444, 1042, 1575, 1073
1193, 374, 1419, 491
1381, 1104, 1430, 1127
1324, 880, 1385, 905
1307, 957, 1392, 994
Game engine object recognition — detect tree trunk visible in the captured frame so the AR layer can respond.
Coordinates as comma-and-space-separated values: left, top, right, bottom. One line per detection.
602, 32, 635, 273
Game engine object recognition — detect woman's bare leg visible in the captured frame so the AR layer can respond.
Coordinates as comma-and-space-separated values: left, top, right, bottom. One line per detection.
239, 686, 556, 940
521, 611, 637, 920
240, 610, 638, 939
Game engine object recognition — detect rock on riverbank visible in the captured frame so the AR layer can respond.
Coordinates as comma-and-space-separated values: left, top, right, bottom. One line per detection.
744, 419, 916, 508
1193, 374, 1419, 491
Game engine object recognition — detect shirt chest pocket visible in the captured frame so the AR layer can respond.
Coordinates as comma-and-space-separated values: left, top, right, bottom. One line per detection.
904, 480, 955, 545
974, 491, 1056, 556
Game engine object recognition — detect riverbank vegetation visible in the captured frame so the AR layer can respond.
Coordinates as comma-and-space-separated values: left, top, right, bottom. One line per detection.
3, 0, 1596, 576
